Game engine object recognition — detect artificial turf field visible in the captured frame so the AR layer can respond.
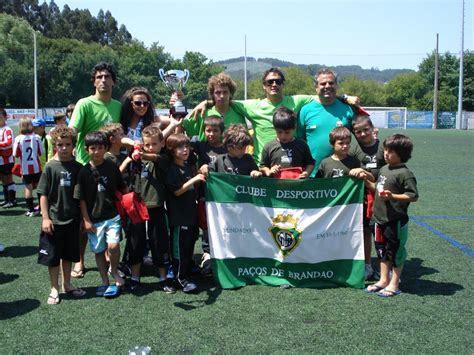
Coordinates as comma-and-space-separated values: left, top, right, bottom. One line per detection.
0, 128, 473, 353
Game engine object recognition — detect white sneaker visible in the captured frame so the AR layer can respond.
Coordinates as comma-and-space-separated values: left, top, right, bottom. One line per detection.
365, 264, 374, 280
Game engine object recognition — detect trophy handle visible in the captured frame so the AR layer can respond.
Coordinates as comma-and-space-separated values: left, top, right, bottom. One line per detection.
159, 68, 165, 82
183, 69, 190, 85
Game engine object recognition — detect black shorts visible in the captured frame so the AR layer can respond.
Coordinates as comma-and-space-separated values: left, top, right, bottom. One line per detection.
126, 207, 171, 267
0, 163, 14, 176
374, 217, 409, 267
23, 172, 42, 186
38, 219, 80, 267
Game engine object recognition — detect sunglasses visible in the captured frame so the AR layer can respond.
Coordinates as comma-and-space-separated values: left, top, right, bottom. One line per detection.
265, 78, 284, 86
132, 100, 149, 107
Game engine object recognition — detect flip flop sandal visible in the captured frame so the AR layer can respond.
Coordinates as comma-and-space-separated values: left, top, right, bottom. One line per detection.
103, 285, 121, 298
377, 289, 402, 298
364, 284, 385, 293
47, 294, 60, 305
65, 288, 86, 298
96, 285, 108, 297
71, 269, 85, 278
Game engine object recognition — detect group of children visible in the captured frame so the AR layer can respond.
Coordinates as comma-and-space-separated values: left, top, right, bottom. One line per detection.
1, 104, 418, 303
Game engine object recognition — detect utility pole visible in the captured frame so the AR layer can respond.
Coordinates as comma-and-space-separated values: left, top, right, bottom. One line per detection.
432, 33, 439, 129
33, 30, 38, 118
244, 35, 247, 100
456, 0, 465, 129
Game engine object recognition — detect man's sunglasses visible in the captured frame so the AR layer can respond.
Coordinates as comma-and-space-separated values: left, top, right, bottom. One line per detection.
265, 79, 284, 86
132, 100, 149, 107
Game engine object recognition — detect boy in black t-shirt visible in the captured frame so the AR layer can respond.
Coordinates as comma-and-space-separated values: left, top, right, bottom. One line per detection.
101, 123, 133, 174
365, 134, 418, 297
166, 133, 206, 293
37, 126, 85, 305
75, 131, 127, 298
349, 115, 386, 280
208, 124, 262, 177
127, 125, 175, 293
190, 116, 227, 274
316, 126, 374, 182
260, 107, 314, 179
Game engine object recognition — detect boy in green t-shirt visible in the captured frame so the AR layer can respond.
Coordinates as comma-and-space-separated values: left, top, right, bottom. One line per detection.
37, 126, 86, 305
365, 134, 418, 297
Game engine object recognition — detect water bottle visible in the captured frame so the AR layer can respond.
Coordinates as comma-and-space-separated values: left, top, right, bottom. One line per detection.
128, 345, 151, 355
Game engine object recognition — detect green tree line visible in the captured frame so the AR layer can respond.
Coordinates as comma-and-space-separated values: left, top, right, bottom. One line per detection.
0, 8, 472, 111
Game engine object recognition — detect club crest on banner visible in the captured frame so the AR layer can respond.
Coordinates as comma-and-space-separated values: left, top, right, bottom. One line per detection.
268, 214, 302, 256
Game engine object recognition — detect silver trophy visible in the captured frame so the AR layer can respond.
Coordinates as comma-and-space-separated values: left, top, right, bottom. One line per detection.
159, 68, 189, 118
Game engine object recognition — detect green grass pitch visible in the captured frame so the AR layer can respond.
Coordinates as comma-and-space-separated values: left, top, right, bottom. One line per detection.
0, 128, 473, 353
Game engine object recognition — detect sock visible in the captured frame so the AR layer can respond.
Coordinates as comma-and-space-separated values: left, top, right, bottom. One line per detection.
7, 183, 16, 202
2, 185, 8, 202
26, 197, 34, 212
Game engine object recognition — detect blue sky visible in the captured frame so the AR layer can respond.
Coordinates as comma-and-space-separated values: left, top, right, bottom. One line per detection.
56, 0, 472, 70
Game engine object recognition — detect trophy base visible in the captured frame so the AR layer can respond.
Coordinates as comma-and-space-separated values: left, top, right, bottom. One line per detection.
170, 105, 187, 119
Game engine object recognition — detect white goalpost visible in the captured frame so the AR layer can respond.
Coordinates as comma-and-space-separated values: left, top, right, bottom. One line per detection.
364, 107, 408, 129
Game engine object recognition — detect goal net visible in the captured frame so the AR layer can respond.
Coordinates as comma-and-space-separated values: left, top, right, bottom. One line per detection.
363, 107, 408, 129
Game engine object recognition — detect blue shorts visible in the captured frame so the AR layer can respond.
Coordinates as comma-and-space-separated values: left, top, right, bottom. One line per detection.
88, 215, 121, 254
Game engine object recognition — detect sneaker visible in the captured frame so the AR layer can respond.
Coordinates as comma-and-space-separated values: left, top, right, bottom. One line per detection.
118, 262, 131, 278
365, 264, 374, 280
0, 200, 8, 207
25, 210, 40, 217
179, 279, 197, 293
158, 280, 176, 294
0, 244, 4, 252
3, 201, 17, 208
166, 265, 175, 280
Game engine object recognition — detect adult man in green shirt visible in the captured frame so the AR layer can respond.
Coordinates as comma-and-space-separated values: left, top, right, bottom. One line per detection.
69, 62, 122, 165
68, 62, 122, 278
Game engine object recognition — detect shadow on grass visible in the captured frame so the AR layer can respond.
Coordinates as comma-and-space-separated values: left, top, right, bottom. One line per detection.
0, 209, 28, 217
402, 258, 463, 296
0, 299, 41, 320
0, 245, 38, 258
0, 272, 19, 285
173, 275, 222, 311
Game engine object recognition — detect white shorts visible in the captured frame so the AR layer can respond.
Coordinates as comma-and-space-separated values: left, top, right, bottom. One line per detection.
88, 215, 121, 254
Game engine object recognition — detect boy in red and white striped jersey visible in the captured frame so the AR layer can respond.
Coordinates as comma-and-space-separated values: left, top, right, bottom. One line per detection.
0, 108, 17, 208
13, 117, 45, 216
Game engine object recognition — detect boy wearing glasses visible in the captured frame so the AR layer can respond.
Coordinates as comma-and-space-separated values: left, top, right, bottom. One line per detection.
75, 131, 127, 297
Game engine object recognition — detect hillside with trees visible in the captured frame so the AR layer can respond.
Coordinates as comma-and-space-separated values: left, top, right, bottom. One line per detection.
0, 1, 472, 112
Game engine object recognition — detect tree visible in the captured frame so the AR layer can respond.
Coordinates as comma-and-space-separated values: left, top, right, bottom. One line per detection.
384, 72, 428, 110
417, 51, 474, 111
338, 76, 386, 107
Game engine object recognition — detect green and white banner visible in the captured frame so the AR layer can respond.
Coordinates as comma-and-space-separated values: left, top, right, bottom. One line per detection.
206, 173, 365, 289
